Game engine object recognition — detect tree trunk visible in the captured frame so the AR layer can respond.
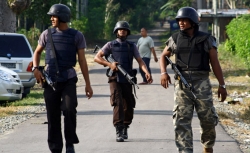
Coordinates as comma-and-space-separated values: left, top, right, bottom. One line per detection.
0, 0, 16, 32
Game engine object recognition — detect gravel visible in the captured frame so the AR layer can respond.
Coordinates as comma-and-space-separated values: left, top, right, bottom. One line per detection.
0, 105, 46, 134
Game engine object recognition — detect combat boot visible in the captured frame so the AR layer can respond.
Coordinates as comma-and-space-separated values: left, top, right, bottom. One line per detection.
122, 125, 129, 139
203, 148, 213, 153
115, 125, 124, 142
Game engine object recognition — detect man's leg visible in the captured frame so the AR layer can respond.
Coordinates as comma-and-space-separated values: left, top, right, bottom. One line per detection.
109, 79, 124, 142
61, 77, 79, 148
139, 57, 151, 83
44, 85, 63, 153
194, 78, 218, 152
121, 83, 135, 139
173, 81, 195, 153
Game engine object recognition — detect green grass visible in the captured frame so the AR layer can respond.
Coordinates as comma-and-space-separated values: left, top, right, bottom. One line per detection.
0, 86, 44, 107
0, 86, 44, 117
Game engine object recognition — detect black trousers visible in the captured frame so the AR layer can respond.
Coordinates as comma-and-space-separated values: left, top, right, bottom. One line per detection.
109, 77, 136, 126
43, 77, 79, 153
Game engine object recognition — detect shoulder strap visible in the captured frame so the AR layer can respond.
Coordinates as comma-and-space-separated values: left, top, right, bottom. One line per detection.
48, 28, 59, 77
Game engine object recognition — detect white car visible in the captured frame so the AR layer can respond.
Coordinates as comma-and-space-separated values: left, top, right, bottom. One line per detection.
0, 32, 36, 98
0, 66, 23, 101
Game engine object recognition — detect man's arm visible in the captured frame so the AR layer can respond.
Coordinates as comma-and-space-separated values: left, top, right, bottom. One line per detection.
160, 46, 172, 88
94, 50, 118, 72
151, 47, 158, 62
33, 44, 45, 85
77, 48, 93, 99
209, 47, 227, 101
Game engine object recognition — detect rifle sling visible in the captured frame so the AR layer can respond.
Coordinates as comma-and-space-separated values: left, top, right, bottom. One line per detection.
48, 28, 59, 82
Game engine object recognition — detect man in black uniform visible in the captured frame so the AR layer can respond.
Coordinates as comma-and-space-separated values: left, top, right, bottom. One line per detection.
33, 4, 93, 153
94, 21, 152, 142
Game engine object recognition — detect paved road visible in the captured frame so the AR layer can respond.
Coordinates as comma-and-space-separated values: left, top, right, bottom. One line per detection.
0, 25, 242, 153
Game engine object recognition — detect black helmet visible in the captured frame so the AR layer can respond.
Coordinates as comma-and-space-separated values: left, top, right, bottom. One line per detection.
175, 7, 199, 25
113, 21, 130, 35
47, 4, 71, 23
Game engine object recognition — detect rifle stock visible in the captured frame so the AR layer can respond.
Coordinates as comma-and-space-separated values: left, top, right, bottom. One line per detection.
165, 56, 197, 99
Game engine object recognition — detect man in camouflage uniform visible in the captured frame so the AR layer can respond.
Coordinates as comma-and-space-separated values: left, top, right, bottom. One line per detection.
159, 7, 227, 153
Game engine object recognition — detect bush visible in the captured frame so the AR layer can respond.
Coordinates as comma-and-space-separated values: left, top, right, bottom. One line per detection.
225, 14, 250, 70
17, 27, 40, 50
70, 16, 88, 34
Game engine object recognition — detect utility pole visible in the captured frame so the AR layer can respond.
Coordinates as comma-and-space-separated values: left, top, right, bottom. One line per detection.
213, 0, 220, 43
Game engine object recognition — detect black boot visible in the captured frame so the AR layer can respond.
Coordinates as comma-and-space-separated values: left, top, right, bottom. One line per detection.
66, 143, 75, 153
115, 125, 124, 142
122, 125, 129, 139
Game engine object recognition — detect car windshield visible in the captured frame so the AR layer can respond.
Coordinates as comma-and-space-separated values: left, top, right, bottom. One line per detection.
0, 35, 32, 58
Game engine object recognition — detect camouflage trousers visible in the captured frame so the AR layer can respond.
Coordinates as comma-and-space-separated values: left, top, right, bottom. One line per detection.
173, 75, 218, 153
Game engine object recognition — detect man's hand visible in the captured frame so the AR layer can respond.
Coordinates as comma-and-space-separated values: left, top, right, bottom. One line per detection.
85, 85, 93, 99
145, 73, 153, 84
160, 73, 171, 88
154, 56, 158, 62
218, 87, 227, 102
109, 62, 119, 71
33, 69, 44, 86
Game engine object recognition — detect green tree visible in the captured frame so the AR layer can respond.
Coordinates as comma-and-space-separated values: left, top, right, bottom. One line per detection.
20, 0, 76, 30
160, 0, 193, 16
104, 0, 165, 39
225, 14, 250, 70
0, 0, 30, 32
85, 0, 106, 41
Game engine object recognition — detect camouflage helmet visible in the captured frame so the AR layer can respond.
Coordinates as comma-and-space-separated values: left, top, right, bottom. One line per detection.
47, 4, 71, 23
113, 21, 131, 35
175, 7, 199, 25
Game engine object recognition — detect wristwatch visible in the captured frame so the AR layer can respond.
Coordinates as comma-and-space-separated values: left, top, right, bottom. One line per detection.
32, 67, 38, 72
219, 84, 226, 89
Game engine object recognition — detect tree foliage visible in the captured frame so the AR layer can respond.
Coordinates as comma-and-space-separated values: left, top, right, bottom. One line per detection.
104, 0, 165, 39
160, 0, 193, 15
19, 0, 166, 41
22, 0, 76, 26
225, 14, 250, 70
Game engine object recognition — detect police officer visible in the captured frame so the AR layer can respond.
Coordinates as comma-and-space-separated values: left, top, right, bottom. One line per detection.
159, 7, 227, 153
33, 4, 93, 153
94, 21, 152, 142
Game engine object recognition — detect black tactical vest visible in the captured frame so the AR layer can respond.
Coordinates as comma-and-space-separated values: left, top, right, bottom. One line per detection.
172, 31, 211, 71
45, 28, 78, 82
111, 40, 134, 83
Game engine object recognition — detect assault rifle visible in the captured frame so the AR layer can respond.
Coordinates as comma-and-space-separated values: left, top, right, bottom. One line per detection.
38, 66, 56, 91
165, 56, 197, 99
106, 54, 139, 89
